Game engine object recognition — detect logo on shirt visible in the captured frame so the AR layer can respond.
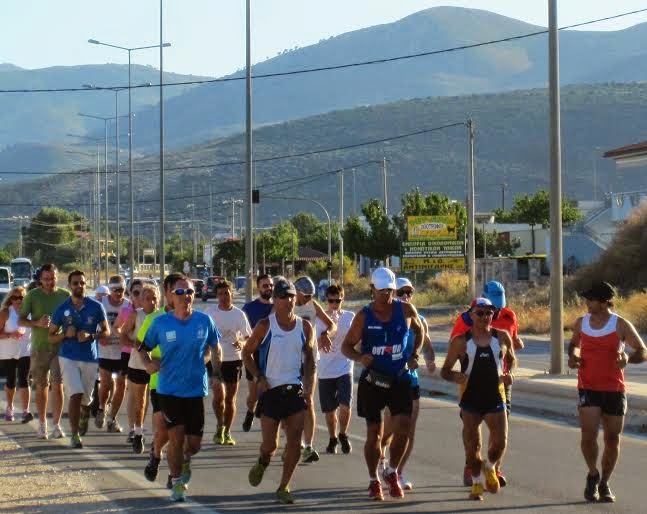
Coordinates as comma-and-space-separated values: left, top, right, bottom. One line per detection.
166, 331, 177, 342
372, 344, 403, 357
86, 316, 95, 325
64, 309, 70, 317
367, 325, 383, 330
197, 326, 205, 339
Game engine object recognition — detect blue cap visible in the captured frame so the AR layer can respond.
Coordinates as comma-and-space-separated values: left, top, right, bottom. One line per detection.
273, 276, 296, 298
483, 281, 506, 308
294, 276, 316, 296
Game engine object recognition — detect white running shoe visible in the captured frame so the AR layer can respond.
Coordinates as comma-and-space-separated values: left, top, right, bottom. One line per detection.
51, 425, 66, 439
399, 472, 413, 490
37, 424, 49, 440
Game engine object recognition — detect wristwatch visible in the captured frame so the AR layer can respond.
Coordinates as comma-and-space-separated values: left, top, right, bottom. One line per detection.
320, 329, 330, 337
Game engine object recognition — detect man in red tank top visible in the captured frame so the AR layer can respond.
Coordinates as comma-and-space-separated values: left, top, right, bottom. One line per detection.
568, 281, 646, 504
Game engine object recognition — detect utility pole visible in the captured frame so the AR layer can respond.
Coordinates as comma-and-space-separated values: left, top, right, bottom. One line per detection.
114, 92, 120, 274
549, 0, 564, 375
244, 0, 254, 302
352, 168, 357, 215
192, 184, 197, 271
381, 157, 388, 216
104, 121, 109, 283
466, 119, 476, 299
159, 0, 166, 289
338, 169, 344, 284
501, 182, 506, 210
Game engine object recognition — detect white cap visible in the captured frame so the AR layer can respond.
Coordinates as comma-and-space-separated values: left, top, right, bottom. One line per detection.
396, 277, 414, 291
371, 267, 397, 290
96, 285, 110, 295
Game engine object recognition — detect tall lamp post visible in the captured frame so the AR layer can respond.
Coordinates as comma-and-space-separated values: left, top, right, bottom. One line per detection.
88, 37, 170, 280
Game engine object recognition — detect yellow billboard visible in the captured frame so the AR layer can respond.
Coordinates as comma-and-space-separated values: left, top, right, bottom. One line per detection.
401, 257, 465, 272
407, 215, 457, 240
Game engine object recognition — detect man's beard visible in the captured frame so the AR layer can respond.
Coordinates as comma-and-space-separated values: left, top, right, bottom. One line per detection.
260, 291, 272, 300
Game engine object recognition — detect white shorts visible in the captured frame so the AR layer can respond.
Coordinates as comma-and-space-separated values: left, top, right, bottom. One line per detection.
59, 357, 98, 406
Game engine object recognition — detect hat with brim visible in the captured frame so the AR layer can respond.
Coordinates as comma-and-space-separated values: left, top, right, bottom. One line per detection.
483, 280, 506, 309
470, 297, 496, 310
371, 267, 396, 290
579, 281, 615, 302
273, 277, 296, 298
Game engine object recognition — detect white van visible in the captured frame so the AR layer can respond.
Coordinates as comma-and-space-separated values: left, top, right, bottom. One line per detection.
0, 266, 11, 304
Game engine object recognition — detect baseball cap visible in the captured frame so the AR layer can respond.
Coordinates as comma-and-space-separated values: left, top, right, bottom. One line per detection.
396, 277, 414, 291
470, 297, 496, 310
579, 281, 615, 302
96, 285, 110, 295
483, 280, 506, 308
273, 277, 296, 298
294, 276, 316, 296
371, 267, 396, 290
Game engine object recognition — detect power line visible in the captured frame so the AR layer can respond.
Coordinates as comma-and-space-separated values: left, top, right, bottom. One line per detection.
0, 8, 645, 94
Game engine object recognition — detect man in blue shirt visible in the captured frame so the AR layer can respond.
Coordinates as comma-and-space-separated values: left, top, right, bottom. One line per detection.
141, 275, 221, 503
241, 273, 274, 432
49, 270, 109, 449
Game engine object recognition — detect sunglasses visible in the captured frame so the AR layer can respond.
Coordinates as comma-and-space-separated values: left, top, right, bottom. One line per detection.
111, 287, 125, 293
71, 280, 86, 286
11, 295, 24, 301
473, 310, 494, 318
327, 298, 342, 304
173, 288, 195, 296
397, 290, 413, 297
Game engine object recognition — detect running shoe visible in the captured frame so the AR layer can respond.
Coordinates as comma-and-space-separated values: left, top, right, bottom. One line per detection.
382, 469, 404, 498
213, 425, 225, 445
127, 430, 135, 443
378, 458, 388, 479
276, 486, 295, 504
223, 432, 236, 446
469, 482, 484, 501
95, 409, 106, 429
326, 437, 338, 454
180, 459, 192, 485
51, 425, 66, 439
496, 468, 507, 487
248, 459, 268, 487
301, 446, 320, 463
107, 419, 123, 433
338, 433, 352, 454
463, 466, 473, 486
144, 454, 161, 481
37, 424, 48, 440
4, 406, 14, 422
79, 409, 90, 436
70, 433, 83, 449
242, 410, 254, 432
584, 471, 600, 502
166, 474, 173, 490
368, 480, 384, 501
484, 465, 500, 494
21, 412, 34, 424
170, 481, 186, 502
399, 472, 413, 491
132, 434, 144, 454
598, 481, 616, 503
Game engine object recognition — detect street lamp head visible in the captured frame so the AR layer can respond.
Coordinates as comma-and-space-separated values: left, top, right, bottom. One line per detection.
88, 39, 100, 45
82, 84, 96, 89
162, 43, 171, 48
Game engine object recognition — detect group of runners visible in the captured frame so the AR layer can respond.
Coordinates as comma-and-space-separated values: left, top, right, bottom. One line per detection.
1, 264, 645, 505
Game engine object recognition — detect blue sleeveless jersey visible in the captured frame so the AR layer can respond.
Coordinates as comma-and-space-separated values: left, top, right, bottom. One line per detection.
361, 300, 410, 377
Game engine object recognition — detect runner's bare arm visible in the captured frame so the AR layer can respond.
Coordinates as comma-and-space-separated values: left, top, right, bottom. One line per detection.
341, 310, 372, 367
498, 329, 516, 371
313, 300, 337, 334
47, 322, 69, 344
617, 317, 647, 364
421, 317, 436, 372
118, 311, 137, 348
403, 302, 423, 369
241, 318, 270, 380
302, 320, 316, 397
441, 335, 467, 383
210, 343, 222, 380
567, 317, 583, 368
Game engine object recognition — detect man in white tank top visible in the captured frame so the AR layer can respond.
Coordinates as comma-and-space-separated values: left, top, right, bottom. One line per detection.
242, 277, 316, 505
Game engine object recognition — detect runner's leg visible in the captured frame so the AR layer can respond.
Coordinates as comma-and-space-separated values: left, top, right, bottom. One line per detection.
579, 406, 602, 474
600, 414, 624, 483
280, 409, 306, 489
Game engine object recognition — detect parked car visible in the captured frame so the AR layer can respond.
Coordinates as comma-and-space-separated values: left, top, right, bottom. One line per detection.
201, 276, 225, 301
191, 279, 205, 297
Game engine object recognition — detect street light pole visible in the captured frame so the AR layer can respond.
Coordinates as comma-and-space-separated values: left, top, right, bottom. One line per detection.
549, 0, 564, 375
467, 119, 476, 299
244, 0, 254, 302
338, 169, 344, 284
159, 0, 166, 289
114, 90, 120, 274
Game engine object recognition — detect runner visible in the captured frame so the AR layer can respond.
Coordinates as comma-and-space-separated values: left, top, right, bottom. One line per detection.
94, 285, 110, 302
441, 297, 515, 501
567, 281, 647, 503
341, 267, 424, 501
205, 280, 251, 446
97, 276, 130, 433
140, 274, 221, 502
120, 282, 157, 453
0, 286, 32, 423
241, 274, 274, 432
294, 275, 335, 464
142, 272, 183, 488
48, 270, 109, 448
316, 284, 354, 455
450, 281, 523, 487
243, 277, 316, 504
379, 277, 436, 490
19, 263, 69, 439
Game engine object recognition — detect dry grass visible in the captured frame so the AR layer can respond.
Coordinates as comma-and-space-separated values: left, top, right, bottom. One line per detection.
416, 272, 470, 306
344, 276, 372, 300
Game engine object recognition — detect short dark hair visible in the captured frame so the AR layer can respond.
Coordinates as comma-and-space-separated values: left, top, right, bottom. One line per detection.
109, 275, 124, 285
256, 273, 271, 286
40, 263, 57, 274
215, 280, 232, 292
68, 270, 85, 284
164, 272, 186, 292
326, 284, 344, 297
129, 278, 143, 292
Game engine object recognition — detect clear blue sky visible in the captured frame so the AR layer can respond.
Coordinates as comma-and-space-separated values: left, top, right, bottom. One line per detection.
2, 1, 647, 77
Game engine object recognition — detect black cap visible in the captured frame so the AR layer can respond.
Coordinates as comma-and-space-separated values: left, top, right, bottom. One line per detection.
579, 281, 615, 302
273, 277, 296, 298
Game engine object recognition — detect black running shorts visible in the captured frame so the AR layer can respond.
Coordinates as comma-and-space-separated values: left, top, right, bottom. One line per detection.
256, 384, 306, 421
157, 394, 205, 436
150, 389, 160, 413
221, 360, 243, 384
127, 367, 150, 385
357, 371, 413, 424
578, 389, 627, 416
99, 358, 122, 373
